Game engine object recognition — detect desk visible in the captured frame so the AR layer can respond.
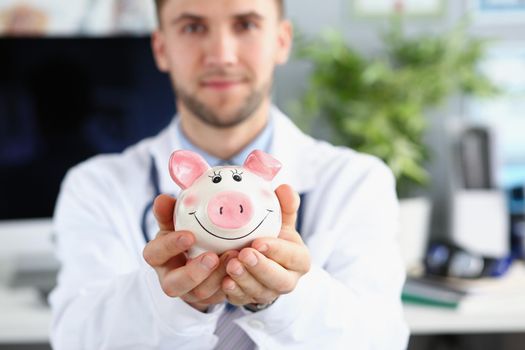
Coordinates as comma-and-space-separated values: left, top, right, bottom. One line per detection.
405, 304, 525, 335
1, 258, 525, 343
405, 262, 525, 335
2, 287, 525, 344
0, 219, 55, 344
2, 292, 525, 343
0, 287, 51, 344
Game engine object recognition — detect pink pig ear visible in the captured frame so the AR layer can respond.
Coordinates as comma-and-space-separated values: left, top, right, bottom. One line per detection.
169, 150, 210, 189
243, 150, 282, 181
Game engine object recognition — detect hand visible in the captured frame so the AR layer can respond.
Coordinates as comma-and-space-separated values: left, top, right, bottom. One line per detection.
143, 194, 236, 312
222, 184, 311, 307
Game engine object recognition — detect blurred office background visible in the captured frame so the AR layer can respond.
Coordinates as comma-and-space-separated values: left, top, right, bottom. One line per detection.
1, 0, 525, 349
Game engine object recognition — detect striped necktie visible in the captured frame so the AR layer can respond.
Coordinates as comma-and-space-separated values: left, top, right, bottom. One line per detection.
214, 304, 255, 349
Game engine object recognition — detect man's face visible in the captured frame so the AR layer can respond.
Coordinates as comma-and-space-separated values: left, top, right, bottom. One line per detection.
152, 0, 292, 128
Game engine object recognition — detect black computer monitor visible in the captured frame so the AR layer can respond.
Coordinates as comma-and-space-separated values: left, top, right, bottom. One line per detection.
0, 36, 175, 220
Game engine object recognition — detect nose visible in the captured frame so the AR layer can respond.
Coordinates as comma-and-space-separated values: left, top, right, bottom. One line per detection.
204, 29, 238, 67
207, 191, 253, 229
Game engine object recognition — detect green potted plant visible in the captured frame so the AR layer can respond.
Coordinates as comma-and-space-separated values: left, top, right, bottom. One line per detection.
292, 19, 498, 269
293, 19, 497, 197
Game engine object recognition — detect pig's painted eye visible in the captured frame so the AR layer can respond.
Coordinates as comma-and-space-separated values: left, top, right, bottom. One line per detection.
231, 169, 243, 182
209, 171, 222, 184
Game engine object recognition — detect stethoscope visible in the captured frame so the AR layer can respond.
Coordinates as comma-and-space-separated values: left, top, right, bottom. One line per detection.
140, 155, 306, 244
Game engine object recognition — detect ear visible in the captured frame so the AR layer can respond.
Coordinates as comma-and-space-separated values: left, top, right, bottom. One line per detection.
151, 30, 169, 72
243, 150, 282, 181
169, 150, 210, 189
275, 20, 293, 65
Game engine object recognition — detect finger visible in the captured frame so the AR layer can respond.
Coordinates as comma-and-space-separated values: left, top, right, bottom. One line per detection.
160, 252, 219, 298
143, 231, 195, 267
153, 194, 176, 232
159, 253, 187, 273
225, 257, 277, 304
275, 184, 300, 231
251, 238, 310, 274
222, 277, 253, 306
199, 289, 228, 306
182, 287, 227, 306
187, 250, 238, 301
238, 248, 300, 295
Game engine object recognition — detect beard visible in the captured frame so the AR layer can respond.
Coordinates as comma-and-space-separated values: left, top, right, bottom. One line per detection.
174, 72, 272, 129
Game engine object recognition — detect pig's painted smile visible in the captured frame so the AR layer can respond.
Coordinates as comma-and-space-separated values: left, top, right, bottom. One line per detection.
189, 209, 274, 241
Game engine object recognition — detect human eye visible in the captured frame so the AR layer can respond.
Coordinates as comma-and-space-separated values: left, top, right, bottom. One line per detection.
234, 19, 258, 33
182, 22, 206, 35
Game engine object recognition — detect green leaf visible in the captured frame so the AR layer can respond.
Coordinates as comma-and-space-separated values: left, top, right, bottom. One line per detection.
294, 18, 499, 193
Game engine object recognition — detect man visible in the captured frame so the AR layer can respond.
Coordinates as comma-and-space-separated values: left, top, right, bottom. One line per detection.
49, 0, 409, 349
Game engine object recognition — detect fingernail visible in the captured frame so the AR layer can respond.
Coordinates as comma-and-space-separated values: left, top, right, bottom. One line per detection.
242, 252, 258, 267
200, 255, 218, 270
229, 260, 244, 276
256, 244, 268, 253
177, 235, 191, 248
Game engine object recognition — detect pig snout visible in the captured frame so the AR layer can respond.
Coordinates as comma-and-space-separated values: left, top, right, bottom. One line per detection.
207, 191, 254, 229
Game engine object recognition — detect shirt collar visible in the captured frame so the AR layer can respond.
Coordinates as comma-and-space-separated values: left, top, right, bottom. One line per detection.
175, 114, 274, 167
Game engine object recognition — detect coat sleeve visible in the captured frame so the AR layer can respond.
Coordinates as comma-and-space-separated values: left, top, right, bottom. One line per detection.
48, 162, 224, 350
235, 158, 410, 350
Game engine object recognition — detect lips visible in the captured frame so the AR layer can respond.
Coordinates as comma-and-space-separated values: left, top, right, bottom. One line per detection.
201, 79, 244, 90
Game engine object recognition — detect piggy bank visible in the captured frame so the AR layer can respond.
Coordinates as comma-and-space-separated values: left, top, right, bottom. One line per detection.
168, 149, 282, 258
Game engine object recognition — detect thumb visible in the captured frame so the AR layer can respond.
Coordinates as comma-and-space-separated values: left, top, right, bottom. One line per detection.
153, 194, 176, 232
275, 184, 300, 232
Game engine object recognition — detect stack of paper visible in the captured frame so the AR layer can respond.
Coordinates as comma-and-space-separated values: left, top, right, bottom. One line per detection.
403, 262, 525, 312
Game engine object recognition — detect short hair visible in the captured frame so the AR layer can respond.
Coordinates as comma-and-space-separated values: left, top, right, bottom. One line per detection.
154, 0, 285, 20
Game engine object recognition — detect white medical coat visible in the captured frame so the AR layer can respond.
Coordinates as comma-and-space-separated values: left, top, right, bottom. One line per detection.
49, 107, 409, 349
